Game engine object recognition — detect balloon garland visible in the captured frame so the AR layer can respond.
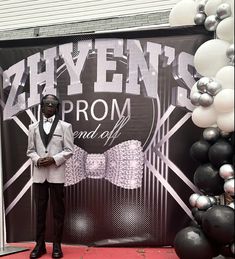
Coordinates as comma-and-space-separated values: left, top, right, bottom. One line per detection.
169, 0, 234, 258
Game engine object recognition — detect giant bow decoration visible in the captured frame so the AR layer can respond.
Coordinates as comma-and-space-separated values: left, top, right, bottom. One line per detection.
65, 140, 144, 189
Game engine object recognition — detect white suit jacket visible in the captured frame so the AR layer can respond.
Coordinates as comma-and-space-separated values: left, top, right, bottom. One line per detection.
27, 118, 74, 184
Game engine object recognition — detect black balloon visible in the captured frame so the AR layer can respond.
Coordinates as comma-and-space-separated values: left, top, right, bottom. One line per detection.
209, 139, 233, 168
189, 220, 200, 228
230, 131, 234, 147
194, 163, 224, 195
202, 205, 235, 245
190, 140, 211, 163
191, 208, 198, 217
174, 226, 215, 259
194, 210, 205, 225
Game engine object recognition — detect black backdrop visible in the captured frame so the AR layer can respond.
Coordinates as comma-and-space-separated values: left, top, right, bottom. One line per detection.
0, 26, 212, 246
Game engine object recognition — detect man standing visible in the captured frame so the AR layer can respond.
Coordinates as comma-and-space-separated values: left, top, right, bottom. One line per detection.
27, 94, 74, 259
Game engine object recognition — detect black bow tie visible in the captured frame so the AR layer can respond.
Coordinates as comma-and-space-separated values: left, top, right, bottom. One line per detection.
44, 117, 53, 123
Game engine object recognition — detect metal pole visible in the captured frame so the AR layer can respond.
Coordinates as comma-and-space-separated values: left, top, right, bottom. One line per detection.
0, 68, 28, 256
0, 105, 5, 251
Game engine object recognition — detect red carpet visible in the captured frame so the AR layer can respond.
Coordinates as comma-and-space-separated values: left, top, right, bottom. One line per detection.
2, 243, 179, 259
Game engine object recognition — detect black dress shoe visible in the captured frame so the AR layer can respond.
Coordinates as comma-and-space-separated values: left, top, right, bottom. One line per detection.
52, 243, 63, 258
30, 243, 46, 259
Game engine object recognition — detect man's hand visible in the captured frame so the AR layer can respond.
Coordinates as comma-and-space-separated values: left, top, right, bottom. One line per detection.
37, 157, 55, 167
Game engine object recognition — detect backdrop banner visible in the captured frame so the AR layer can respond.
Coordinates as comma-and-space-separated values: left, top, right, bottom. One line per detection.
0, 27, 212, 246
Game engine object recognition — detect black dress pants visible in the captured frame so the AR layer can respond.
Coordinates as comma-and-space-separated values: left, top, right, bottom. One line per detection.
33, 181, 65, 244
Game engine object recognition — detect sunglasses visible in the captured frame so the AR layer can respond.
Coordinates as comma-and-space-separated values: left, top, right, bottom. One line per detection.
43, 99, 58, 107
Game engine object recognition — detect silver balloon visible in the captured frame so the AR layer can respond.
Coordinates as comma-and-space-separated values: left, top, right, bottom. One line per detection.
197, 77, 211, 93
206, 80, 222, 96
208, 196, 217, 205
226, 44, 234, 59
219, 164, 234, 180
199, 93, 214, 107
228, 201, 235, 210
224, 178, 235, 196
197, 0, 207, 13
195, 195, 212, 210
203, 127, 220, 142
204, 15, 220, 31
194, 13, 206, 25
189, 193, 200, 207
190, 91, 201, 106
216, 3, 232, 20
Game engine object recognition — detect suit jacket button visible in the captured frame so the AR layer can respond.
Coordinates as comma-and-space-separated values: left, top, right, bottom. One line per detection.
45, 151, 48, 153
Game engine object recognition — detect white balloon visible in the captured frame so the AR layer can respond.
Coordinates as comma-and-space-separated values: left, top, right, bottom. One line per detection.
217, 111, 234, 132
169, 0, 197, 26
216, 17, 234, 43
194, 39, 230, 77
223, 0, 234, 16
192, 105, 217, 128
205, 0, 223, 16
215, 66, 234, 89
214, 89, 234, 112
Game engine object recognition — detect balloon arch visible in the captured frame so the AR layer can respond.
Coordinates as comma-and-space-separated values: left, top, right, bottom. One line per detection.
169, 0, 234, 258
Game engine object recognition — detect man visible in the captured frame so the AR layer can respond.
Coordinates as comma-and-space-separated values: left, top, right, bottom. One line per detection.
27, 94, 74, 259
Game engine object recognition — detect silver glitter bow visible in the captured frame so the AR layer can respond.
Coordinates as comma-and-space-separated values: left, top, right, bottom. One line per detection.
65, 140, 144, 189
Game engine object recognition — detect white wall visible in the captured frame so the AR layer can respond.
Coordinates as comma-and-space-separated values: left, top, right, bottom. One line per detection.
0, 0, 180, 31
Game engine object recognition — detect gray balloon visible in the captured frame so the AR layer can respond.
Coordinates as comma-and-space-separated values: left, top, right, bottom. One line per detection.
219, 164, 234, 180
197, 0, 207, 13
208, 196, 217, 205
204, 15, 220, 31
206, 80, 222, 96
216, 3, 232, 20
226, 44, 234, 59
195, 195, 212, 210
199, 93, 214, 107
203, 127, 220, 142
224, 178, 234, 196
191, 91, 201, 106
189, 193, 201, 207
197, 77, 211, 93
194, 13, 206, 25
